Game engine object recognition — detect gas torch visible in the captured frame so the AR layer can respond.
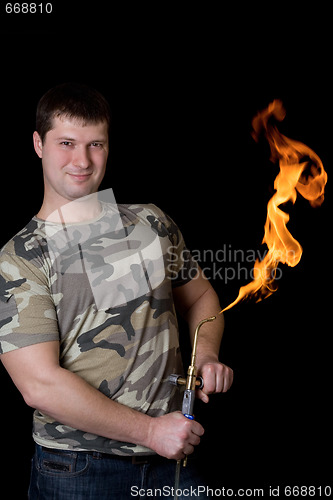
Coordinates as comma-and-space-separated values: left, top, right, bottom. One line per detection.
169, 315, 216, 497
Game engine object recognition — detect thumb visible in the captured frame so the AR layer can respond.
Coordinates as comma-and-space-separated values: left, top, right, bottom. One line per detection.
196, 389, 209, 404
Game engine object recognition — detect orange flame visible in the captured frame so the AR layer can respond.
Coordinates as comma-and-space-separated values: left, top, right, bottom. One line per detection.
221, 100, 328, 313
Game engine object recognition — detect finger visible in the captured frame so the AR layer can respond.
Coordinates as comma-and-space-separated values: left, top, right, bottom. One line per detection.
201, 364, 217, 394
196, 388, 209, 403
215, 367, 226, 393
175, 450, 187, 461
221, 367, 234, 392
183, 444, 194, 456
215, 365, 234, 393
189, 432, 201, 446
191, 420, 205, 437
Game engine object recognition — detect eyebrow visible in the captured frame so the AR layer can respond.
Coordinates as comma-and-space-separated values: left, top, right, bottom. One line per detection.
56, 137, 107, 143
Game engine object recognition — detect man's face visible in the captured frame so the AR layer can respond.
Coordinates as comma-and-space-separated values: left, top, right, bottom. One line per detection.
33, 116, 109, 208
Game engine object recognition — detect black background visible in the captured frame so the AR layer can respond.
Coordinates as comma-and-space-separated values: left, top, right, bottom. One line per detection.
0, 5, 331, 497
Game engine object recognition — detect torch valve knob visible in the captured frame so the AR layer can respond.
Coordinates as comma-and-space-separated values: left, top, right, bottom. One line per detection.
168, 374, 203, 389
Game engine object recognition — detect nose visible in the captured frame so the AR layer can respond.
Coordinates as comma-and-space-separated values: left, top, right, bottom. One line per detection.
72, 146, 91, 169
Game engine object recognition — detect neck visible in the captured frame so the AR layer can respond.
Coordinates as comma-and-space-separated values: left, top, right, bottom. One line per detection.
37, 193, 102, 223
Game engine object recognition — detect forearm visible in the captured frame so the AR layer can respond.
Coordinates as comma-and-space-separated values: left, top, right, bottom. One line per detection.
173, 273, 233, 398
28, 364, 152, 449
185, 286, 224, 365
30, 367, 207, 459
2, 341, 206, 459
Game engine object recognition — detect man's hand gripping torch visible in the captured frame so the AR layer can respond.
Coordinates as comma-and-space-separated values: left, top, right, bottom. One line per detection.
169, 315, 216, 494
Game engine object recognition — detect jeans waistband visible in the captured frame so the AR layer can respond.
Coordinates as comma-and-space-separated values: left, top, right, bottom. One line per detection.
41, 446, 162, 466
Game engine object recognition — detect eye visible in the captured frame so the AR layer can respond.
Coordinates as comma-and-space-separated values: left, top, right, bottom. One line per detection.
60, 141, 73, 147
90, 142, 103, 148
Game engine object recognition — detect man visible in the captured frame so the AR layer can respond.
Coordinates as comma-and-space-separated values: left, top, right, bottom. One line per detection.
0, 83, 233, 499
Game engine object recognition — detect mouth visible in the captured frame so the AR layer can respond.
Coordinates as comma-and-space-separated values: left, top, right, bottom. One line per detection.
67, 172, 92, 182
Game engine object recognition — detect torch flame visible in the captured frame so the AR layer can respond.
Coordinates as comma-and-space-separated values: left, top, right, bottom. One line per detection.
221, 100, 328, 313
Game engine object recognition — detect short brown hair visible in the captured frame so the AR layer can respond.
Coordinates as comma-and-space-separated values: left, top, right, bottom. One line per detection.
36, 82, 111, 143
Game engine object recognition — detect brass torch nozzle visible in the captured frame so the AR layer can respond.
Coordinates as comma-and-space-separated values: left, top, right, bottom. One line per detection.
186, 315, 217, 391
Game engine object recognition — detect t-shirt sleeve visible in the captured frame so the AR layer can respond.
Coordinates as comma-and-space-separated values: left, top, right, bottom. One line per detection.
0, 252, 59, 354
147, 205, 198, 288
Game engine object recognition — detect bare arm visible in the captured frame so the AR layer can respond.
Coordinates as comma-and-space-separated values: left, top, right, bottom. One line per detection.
173, 267, 233, 402
1, 341, 203, 460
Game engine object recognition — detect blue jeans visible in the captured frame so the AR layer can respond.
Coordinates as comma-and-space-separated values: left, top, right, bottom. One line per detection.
28, 445, 209, 499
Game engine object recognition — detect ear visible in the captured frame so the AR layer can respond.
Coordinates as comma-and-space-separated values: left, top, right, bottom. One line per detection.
33, 131, 43, 158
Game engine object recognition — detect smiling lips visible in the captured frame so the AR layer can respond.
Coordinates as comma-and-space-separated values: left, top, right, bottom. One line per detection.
67, 171, 93, 181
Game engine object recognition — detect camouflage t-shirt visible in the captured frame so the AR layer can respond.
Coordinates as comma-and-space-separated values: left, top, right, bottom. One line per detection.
0, 202, 197, 456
